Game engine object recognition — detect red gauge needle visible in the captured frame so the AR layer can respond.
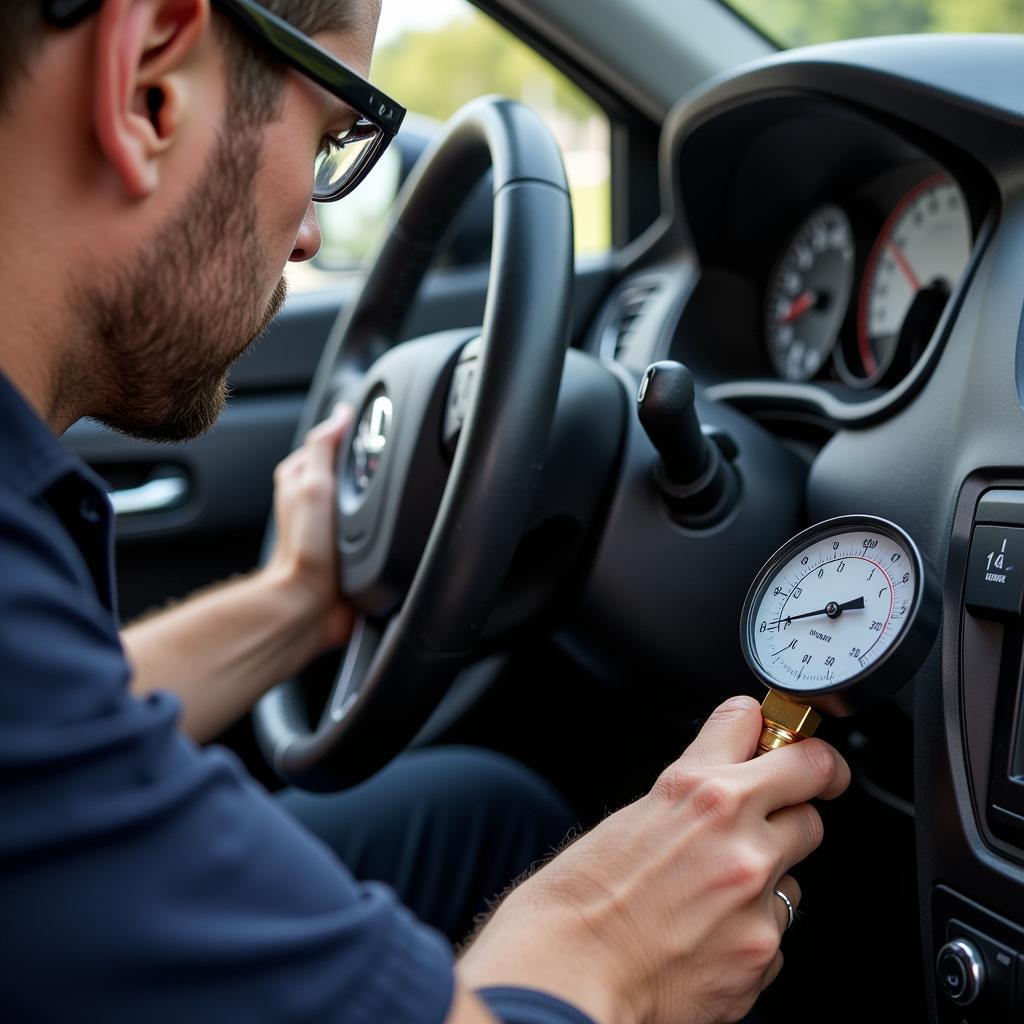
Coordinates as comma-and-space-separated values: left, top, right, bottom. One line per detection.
887, 241, 921, 291
777, 290, 818, 325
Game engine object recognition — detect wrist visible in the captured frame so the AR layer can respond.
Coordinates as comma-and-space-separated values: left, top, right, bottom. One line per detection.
258, 559, 352, 657
458, 889, 637, 1024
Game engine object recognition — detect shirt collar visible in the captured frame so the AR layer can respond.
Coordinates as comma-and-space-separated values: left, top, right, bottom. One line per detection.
0, 371, 85, 499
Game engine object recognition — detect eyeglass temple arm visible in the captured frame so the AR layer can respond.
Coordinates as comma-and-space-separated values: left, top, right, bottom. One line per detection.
43, 0, 101, 28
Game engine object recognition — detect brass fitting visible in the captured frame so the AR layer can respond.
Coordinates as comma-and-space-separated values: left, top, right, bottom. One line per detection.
757, 689, 821, 755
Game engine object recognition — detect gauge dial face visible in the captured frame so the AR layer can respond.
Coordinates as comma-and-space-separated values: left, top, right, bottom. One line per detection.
765, 204, 855, 382
855, 174, 971, 383
745, 523, 918, 694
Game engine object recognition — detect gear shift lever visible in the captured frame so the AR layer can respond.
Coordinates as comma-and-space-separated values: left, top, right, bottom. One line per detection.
637, 361, 738, 527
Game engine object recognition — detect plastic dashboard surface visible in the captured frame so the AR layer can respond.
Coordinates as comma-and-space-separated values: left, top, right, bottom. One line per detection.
583, 34, 1024, 1023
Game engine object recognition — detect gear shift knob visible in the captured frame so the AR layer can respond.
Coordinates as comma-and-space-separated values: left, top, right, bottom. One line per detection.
637, 360, 739, 527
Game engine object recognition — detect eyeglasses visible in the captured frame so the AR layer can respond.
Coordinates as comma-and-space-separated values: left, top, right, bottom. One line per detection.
44, 0, 407, 203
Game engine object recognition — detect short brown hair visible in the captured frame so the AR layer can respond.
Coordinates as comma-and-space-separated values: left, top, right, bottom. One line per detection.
0, 2, 355, 120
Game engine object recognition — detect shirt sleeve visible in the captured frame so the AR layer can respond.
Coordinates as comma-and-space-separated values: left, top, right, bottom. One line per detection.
0, 491, 455, 1024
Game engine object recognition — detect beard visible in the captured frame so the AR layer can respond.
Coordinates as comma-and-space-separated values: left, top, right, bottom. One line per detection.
79, 125, 289, 442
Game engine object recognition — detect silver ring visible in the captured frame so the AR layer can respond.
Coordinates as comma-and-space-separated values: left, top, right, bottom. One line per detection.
774, 888, 795, 932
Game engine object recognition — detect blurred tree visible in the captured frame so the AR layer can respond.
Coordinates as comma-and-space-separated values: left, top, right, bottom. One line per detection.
731, 0, 1024, 47
372, 11, 594, 122
932, 0, 1024, 32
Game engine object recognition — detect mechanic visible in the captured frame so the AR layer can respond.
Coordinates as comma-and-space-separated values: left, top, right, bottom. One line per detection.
0, 2, 850, 1023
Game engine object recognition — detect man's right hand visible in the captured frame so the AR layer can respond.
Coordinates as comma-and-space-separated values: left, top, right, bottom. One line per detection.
458, 695, 851, 1024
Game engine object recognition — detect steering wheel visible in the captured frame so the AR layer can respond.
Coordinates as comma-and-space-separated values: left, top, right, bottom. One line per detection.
254, 97, 574, 791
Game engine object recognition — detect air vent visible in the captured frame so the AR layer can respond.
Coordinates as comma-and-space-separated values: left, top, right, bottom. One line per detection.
601, 281, 661, 363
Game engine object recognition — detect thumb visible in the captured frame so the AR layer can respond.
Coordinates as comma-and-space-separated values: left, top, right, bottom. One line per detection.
676, 695, 763, 770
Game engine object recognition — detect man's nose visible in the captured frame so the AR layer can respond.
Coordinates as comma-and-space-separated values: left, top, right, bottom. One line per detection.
290, 203, 322, 262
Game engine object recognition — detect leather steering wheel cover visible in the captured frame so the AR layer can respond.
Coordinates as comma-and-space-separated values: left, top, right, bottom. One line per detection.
254, 98, 573, 790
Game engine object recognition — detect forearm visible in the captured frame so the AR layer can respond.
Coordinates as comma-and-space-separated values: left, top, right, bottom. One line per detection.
123, 565, 331, 743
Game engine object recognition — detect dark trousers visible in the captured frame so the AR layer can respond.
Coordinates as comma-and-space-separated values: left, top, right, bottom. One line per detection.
277, 746, 577, 944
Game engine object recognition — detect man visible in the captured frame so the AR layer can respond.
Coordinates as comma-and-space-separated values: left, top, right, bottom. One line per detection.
0, 2, 850, 1022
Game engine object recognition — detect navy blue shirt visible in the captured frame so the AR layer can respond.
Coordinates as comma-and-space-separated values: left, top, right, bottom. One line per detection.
0, 372, 456, 1022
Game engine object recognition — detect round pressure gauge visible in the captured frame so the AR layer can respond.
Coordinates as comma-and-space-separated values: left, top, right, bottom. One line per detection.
739, 515, 939, 717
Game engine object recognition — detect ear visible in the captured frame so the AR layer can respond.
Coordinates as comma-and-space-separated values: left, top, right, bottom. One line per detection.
93, 0, 209, 199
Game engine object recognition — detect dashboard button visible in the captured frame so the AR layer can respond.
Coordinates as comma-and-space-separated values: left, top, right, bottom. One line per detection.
965, 525, 1024, 619
936, 939, 983, 1006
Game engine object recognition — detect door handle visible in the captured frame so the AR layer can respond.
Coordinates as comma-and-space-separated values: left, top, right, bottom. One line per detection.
109, 473, 189, 517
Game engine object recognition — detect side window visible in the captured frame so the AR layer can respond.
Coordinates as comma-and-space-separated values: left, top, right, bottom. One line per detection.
287, 0, 610, 293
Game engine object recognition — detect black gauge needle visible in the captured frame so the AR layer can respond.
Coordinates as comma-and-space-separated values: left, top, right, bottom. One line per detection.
772, 596, 865, 627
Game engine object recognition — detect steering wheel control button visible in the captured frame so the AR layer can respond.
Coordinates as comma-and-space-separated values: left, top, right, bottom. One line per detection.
965, 525, 1024, 620
936, 940, 983, 1006
443, 341, 481, 455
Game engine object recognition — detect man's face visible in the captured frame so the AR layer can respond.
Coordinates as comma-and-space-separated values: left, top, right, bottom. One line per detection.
80, 9, 378, 444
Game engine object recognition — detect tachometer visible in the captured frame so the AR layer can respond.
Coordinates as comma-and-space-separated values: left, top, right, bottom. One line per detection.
852, 174, 971, 386
765, 204, 855, 382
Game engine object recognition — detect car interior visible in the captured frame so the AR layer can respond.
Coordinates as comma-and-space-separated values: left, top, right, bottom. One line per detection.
62, 1, 1024, 1020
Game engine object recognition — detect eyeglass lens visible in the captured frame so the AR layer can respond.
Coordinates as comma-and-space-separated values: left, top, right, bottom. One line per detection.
313, 120, 381, 201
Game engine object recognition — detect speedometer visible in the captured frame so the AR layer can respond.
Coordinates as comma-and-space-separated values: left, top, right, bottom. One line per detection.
765, 204, 855, 382
852, 174, 971, 386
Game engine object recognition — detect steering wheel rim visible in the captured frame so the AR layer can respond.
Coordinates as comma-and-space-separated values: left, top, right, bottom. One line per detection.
254, 97, 574, 791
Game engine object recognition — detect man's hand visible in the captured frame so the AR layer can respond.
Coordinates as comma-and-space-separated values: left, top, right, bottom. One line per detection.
459, 696, 851, 1024
125, 405, 356, 742
265, 404, 355, 652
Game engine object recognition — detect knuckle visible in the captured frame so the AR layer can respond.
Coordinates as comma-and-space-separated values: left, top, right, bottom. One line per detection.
737, 922, 780, 969
713, 844, 771, 898
297, 477, 331, 503
691, 776, 742, 828
798, 739, 837, 787
798, 804, 825, 851
652, 765, 701, 803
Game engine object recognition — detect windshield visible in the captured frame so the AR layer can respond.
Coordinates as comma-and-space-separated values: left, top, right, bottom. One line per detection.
727, 0, 1024, 49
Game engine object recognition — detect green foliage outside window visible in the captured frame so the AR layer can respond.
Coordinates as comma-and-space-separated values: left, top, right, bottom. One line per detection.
730, 0, 1024, 49
372, 9, 610, 255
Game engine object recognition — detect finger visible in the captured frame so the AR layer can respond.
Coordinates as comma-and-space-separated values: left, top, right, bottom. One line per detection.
765, 803, 824, 876
306, 404, 354, 477
768, 873, 801, 936
677, 696, 763, 770
274, 448, 306, 480
761, 950, 784, 991
741, 738, 850, 813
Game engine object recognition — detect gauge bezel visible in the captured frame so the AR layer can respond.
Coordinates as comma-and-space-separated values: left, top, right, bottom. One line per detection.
739, 514, 939, 716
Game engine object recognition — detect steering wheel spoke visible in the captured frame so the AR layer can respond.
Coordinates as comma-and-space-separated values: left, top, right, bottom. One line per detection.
319, 616, 384, 730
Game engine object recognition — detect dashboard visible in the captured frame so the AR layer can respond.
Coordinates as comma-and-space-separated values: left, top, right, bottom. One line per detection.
577, 33, 1024, 1024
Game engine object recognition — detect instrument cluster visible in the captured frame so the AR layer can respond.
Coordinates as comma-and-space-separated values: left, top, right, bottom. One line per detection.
763, 172, 972, 389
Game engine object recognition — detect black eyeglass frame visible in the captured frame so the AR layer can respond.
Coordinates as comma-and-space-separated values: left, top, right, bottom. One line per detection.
44, 0, 407, 202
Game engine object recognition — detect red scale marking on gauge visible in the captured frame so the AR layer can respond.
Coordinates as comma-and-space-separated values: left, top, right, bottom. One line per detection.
856, 172, 947, 379
856, 554, 895, 661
